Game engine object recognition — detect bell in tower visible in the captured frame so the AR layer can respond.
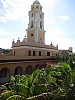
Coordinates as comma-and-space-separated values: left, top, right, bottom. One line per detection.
26, 0, 45, 44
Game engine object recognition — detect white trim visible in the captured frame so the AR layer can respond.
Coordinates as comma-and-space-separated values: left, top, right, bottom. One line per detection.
0, 59, 55, 64
12, 46, 58, 52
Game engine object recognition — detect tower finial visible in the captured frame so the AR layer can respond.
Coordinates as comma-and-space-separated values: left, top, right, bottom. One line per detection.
33, 0, 40, 4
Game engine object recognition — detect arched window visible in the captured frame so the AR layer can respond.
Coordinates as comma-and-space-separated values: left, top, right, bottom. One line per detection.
41, 63, 47, 69
31, 20, 33, 28
40, 21, 42, 29
0, 68, 10, 84
26, 65, 33, 75
36, 6, 39, 9
40, 14, 42, 18
15, 66, 23, 75
31, 13, 33, 17
0, 68, 7, 78
0, 68, 10, 78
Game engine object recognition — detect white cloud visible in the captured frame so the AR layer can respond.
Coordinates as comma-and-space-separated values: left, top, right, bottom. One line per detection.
0, 38, 11, 49
0, 29, 11, 49
0, 0, 32, 22
0, 28, 26, 49
57, 15, 70, 21
45, 28, 75, 52
0, 0, 58, 22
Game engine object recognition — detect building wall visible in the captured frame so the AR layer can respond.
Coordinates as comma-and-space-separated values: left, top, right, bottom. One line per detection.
27, 29, 35, 42
38, 31, 45, 44
0, 61, 42, 75
0, 59, 49, 84
12, 40, 58, 50
0, 55, 53, 61
12, 47, 58, 56
0, 55, 58, 84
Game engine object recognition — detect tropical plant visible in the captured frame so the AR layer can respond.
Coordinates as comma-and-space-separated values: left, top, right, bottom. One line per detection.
0, 62, 75, 100
7, 95, 24, 100
0, 91, 16, 100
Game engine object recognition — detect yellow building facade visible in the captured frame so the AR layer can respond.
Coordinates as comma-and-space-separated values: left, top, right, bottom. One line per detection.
12, 0, 58, 57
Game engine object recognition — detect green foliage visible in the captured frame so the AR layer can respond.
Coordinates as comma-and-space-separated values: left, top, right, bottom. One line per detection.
53, 88, 66, 100
15, 75, 21, 83
1, 62, 75, 100
10, 76, 15, 83
29, 84, 35, 96
13, 84, 28, 99
60, 62, 71, 72
0, 85, 7, 93
34, 84, 48, 95
38, 70, 47, 84
27, 92, 53, 100
6, 95, 24, 100
45, 66, 52, 75
33, 69, 40, 84
28, 74, 33, 86
0, 91, 16, 100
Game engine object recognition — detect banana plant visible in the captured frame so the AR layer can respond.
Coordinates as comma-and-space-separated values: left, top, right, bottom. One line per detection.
0, 62, 74, 100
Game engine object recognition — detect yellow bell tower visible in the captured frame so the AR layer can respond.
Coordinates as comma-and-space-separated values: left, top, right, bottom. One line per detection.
26, 0, 45, 44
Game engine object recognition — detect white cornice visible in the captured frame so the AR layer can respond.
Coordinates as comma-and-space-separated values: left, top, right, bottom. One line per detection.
12, 46, 58, 52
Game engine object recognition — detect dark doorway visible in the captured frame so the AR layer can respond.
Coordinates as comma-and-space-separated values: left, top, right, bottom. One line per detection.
26, 65, 33, 75
15, 66, 23, 75
41, 63, 47, 69
0, 68, 10, 84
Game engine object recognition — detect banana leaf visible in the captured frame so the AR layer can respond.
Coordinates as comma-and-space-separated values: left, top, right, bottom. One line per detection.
6, 95, 24, 100
1, 91, 16, 100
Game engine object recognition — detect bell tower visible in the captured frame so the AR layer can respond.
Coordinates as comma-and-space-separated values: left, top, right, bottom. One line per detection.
26, 0, 45, 44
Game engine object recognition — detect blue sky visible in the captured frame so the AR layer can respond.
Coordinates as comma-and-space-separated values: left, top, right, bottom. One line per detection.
0, 0, 75, 52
